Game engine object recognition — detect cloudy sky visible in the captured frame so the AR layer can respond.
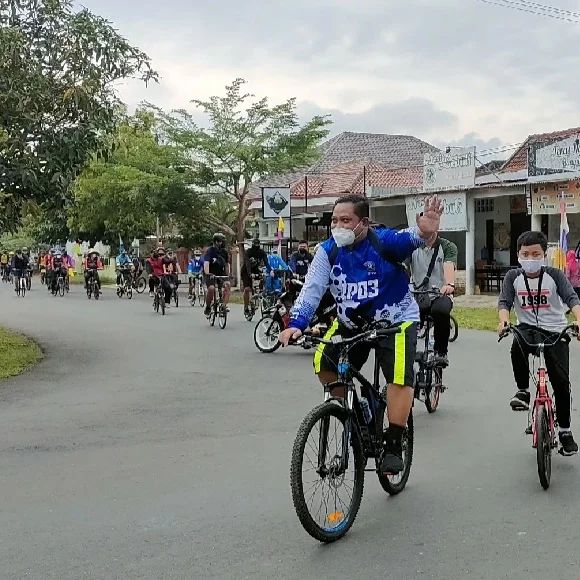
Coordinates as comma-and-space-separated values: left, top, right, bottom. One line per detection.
79, 0, 580, 157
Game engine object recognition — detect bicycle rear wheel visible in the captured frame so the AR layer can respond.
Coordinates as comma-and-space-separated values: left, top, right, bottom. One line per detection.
377, 410, 414, 495
290, 402, 365, 543
209, 303, 216, 326
536, 405, 552, 490
127, 286, 133, 300
15, 279, 20, 297
449, 315, 459, 343
174, 290, 179, 308
160, 297, 165, 315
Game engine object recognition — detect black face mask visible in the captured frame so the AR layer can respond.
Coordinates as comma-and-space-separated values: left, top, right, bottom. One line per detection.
299, 249, 306, 255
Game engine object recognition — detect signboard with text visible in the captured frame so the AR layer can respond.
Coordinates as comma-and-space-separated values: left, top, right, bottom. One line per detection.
528, 135, 580, 182
531, 189, 580, 215
406, 191, 467, 231
423, 147, 475, 192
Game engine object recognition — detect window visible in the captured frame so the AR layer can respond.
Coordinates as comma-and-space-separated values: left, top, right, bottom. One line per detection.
476, 199, 494, 213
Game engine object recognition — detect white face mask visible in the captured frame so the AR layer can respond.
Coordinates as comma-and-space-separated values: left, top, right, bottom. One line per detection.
331, 221, 365, 248
332, 227, 356, 247
519, 258, 545, 274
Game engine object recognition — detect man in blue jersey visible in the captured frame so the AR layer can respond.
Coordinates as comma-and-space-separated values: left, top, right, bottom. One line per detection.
280, 194, 443, 474
188, 249, 204, 299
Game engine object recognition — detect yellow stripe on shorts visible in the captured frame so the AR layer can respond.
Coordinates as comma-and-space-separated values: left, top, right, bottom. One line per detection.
313, 319, 339, 374
393, 321, 412, 386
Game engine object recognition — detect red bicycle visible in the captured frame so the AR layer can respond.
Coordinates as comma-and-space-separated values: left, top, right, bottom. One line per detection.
499, 323, 578, 489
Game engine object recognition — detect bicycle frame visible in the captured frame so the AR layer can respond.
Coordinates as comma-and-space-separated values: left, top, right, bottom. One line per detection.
318, 329, 397, 474
530, 346, 556, 450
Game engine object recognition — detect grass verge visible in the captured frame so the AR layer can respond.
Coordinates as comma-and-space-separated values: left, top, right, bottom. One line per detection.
0, 327, 42, 379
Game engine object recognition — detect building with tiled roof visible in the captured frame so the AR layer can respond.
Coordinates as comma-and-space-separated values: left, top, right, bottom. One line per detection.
249, 131, 437, 244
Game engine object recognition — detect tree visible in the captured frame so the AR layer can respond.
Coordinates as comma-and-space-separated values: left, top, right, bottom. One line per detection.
150, 79, 331, 250
0, 0, 157, 231
68, 111, 209, 246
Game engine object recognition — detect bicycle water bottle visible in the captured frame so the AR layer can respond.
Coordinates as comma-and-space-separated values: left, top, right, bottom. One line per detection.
359, 397, 372, 424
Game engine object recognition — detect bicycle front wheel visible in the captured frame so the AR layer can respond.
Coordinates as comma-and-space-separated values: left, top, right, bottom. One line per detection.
536, 405, 552, 490
20, 280, 26, 298
449, 315, 459, 343
58, 281, 65, 297
425, 368, 442, 414
218, 304, 227, 329
253, 315, 282, 353
290, 402, 365, 543
136, 277, 147, 294
377, 410, 414, 496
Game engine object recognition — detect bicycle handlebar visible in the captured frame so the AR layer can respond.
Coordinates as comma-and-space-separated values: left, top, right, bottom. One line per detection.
498, 323, 579, 346
302, 324, 401, 348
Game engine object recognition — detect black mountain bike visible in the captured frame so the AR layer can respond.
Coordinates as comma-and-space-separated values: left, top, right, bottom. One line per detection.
86, 270, 100, 300
207, 276, 229, 329
290, 323, 414, 543
153, 277, 166, 315
413, 289, 451, 413
116, 269, 133, 299
244, 273, 264, 321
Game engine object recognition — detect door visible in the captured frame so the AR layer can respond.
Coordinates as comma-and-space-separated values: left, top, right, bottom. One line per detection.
510, 213, 531, 266
486, 219, 494, 264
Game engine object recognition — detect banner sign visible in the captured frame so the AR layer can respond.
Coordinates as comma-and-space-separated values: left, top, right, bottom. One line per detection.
406, 191, 467, 231
531, 189, 580, 215
423, 147, 475, 192
528, 135, 580, 182
262, 187, 291, 219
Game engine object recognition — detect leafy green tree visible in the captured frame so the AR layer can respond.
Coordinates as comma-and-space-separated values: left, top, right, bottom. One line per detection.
68, 111, 208, 246
150, 79, 331, 249
0, 0, 157, 231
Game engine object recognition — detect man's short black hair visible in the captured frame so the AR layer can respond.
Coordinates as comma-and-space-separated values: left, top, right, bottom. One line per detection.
334, 194, 369, 220
517, 230, 548, 252
299, 240, 307, 245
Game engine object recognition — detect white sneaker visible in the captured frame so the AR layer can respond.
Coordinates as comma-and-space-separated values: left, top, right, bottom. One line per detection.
149, 291, 154, 297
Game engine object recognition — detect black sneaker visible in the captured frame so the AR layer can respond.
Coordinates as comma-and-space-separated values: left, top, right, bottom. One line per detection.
204, 306, 211, 316
432, 353, 449, 368
510, 390, 530, 411
559, 432, 578, 456
380, 440, 404, 474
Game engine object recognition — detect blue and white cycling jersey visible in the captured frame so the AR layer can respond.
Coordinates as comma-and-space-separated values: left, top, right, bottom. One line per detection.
289, 227, 424, 331
188, 257, 204, 275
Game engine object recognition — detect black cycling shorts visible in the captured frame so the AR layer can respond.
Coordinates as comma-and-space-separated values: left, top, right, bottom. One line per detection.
313, 321, 417, 387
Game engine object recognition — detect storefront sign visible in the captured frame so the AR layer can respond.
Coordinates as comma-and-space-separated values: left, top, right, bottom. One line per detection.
531, 189, 580, 215
405, 192, 467, 231
262, 186, 291, 219
423, 147, 476, 192
528, 135, 580, 182
367, 185, 420, 198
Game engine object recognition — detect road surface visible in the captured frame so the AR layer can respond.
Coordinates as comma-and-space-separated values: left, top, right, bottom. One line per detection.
0, 284, 579, 579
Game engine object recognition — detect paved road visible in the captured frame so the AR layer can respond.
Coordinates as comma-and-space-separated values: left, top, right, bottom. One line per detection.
0, 283, 579, 579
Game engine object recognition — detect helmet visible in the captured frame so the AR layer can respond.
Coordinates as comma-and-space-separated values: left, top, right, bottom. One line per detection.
88, 248, 98, 255
22, 247, 28, 253
252, 238, 261, 247
213, 233, 226, 243
156, 246, 166, 255
9, 251, 14, 256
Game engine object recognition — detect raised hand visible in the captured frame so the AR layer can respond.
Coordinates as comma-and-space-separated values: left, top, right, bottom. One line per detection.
416, 195, 444, 240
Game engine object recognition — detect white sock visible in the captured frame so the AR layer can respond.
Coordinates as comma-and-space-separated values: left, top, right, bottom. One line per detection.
559, 427, 571, 435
